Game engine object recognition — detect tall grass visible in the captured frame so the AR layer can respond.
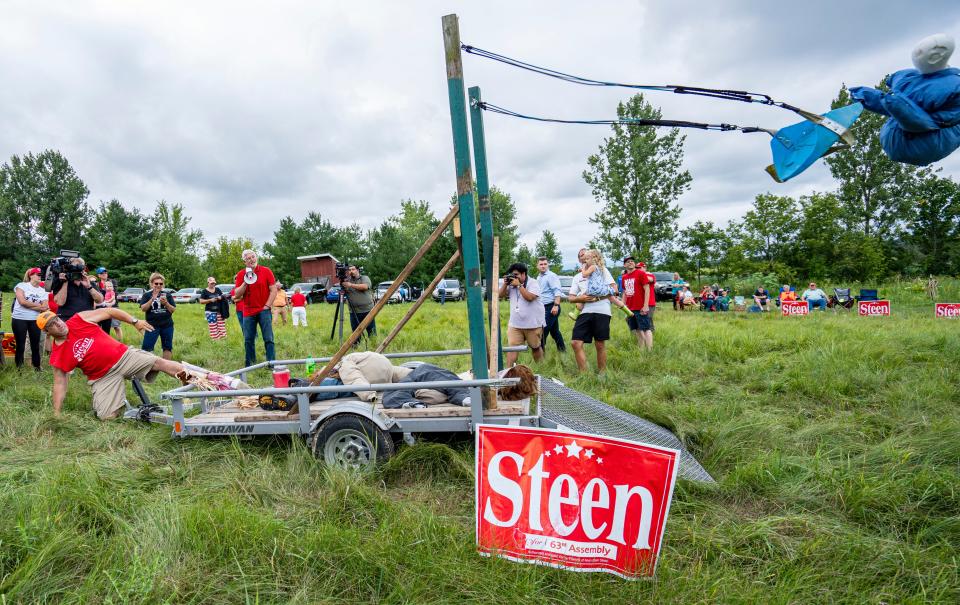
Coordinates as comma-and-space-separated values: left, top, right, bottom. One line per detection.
0, 283, 958, 603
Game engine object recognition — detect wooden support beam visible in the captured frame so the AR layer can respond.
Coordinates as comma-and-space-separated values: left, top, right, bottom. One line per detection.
306, 204, 459, 389
484, 236, 500, 410
376, 249, 461, 354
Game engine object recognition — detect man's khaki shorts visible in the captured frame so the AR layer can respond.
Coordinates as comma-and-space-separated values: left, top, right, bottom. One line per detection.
90, 347, 158, 419
507, 326, 543, 350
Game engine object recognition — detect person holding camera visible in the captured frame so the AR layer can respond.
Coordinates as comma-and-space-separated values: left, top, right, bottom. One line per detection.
499, 262, 544, 366
52, 256, 104, 321
37, 308, 187, 419
12, 267, 48, 371
340, 264, 376, 337
233, 249, 278, 366
139, 273, 177, 360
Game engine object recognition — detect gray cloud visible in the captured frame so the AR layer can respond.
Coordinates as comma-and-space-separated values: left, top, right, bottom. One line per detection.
1, 1, 958, 268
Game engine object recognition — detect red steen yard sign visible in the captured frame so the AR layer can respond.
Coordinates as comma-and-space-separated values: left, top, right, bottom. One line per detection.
476, 425, 679, 579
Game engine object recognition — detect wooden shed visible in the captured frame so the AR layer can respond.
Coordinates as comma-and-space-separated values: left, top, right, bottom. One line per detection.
298, 253, 340, 284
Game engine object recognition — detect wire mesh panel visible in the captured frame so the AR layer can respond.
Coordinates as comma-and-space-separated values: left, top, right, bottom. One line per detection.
538, 378, 715, 483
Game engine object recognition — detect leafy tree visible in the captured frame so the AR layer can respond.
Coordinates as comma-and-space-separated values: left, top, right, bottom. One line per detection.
146, 201, 205, 289
514, 243, 536, 271
450, 184, 520, 277
264, 212, 368, 285
904, 174, 960, 275
83, 200, 155, 286
680, 220, 729, 284
534, 230, 563, 271
739, 193, 799, 271
0, 150, 90, 286
583, 94, 690, 262
204, 237, 256, 284
794, 193, 845, 279
825, 85, 915, 237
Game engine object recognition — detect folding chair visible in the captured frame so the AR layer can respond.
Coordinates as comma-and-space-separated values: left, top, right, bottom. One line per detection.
830, 288, 854, 310
734, 296, 746, 311
856, 289, 879, 302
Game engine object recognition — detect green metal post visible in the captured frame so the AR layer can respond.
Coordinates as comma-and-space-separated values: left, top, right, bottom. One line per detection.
468, 85, 503, 371
442, 14, 489, 386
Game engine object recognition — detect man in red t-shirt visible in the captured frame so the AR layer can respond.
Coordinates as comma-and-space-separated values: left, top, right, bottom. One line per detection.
38, 308, 186, 419
619, 256, 655, 350
232, 249, 278, 366
290, 287, 307, 327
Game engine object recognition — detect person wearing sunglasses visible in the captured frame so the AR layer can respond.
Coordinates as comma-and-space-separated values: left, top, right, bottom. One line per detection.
138, 272, 177, 359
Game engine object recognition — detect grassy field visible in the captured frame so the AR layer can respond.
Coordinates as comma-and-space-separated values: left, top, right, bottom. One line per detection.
0, 282, 958, 604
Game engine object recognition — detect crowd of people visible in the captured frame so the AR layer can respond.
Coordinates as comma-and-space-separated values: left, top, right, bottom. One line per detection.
6, 245, 856, 420
500, 248, 659, 374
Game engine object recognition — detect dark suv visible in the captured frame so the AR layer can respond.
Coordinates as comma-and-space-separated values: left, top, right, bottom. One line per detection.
652, 272, 678, 302
289, 282, 327, 304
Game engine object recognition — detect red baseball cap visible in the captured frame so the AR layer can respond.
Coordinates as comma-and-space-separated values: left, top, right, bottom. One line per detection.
27, 267, 41, 277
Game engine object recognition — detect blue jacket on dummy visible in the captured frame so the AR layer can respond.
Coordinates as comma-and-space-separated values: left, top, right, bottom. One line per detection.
851, 67, 960, 166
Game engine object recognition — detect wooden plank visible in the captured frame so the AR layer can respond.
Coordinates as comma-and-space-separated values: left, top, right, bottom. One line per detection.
484, 236, 500, 410
306, 204, 460, 390
376, 249, 461, 353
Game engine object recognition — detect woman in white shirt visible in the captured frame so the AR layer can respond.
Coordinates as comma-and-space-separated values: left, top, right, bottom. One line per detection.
12, 267, 49, 370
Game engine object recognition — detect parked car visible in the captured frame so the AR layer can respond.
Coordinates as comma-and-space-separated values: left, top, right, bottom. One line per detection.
652, 272, 679, 302
375, 281, 414, 304
325, 285, 342, 304
432, 279, 463, 302
289, 282, 327, 304
215, 284, 235, 298
173, 288, 202, 304
117, 287, 144, 303
558, 275, 574, 301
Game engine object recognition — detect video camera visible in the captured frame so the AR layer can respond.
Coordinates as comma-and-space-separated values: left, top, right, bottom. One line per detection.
503, 272, 520, 287
335, 261, 350, 282
45, 250, 83, 291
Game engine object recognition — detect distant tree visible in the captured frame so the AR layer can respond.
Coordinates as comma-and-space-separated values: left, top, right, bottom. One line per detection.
204, 236, 256, 284
583, 94, 690, 262
83, 200, 155, 286
146, 201, 205, 289
680, 220, 729, 284
534, 230, 563, 271
904, 174, 960, 275
794, 193, 845, 279
0, 150, 90, 286
514, 243, 537, 271
739, 193, 799, 271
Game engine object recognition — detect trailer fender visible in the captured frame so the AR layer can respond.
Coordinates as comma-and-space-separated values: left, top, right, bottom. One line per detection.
308, 402, 395, 434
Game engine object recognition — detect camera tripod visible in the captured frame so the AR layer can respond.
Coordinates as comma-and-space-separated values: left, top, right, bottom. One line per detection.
329, 287, 360, 345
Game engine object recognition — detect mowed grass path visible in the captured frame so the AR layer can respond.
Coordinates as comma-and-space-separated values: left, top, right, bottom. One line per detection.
0, 285, 958, 604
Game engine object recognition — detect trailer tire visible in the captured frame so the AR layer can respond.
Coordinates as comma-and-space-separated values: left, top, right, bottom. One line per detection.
311, 414, 394, 470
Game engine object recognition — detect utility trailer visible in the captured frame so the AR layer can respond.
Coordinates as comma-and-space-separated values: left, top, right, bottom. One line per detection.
125, 348, 713, 482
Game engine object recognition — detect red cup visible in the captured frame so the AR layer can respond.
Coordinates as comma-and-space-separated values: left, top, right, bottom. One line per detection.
272, 366, 290, 388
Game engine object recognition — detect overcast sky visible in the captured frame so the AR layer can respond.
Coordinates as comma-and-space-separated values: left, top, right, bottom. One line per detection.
2, 1, 959, 266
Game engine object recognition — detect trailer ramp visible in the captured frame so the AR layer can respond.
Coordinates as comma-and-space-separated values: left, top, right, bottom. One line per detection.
538, 378, 714, 483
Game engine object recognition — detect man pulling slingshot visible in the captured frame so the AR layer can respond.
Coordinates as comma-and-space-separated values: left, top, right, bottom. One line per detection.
37, 308, 188, 419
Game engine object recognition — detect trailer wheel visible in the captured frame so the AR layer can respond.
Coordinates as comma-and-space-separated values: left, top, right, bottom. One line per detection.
311, 415, 394, 470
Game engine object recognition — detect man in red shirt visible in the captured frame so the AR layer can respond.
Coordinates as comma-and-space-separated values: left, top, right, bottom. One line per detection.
290, 287, 308, 327
620, 256, 656, 350
38, 308, 186, 419
232, 249, 278, 366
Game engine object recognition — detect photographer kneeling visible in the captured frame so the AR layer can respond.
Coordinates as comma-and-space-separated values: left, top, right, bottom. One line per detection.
499, 262, 544, 366
52, 256, 103, 321
340, 264, 376, 337
38, 308, 186, 419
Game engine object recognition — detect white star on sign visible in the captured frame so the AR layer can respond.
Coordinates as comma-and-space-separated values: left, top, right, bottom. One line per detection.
544, 450, 551, 457
584, 449, 594, 459
553, 444, 564, 455
597, 457, 603, 464
565, 440, 583, 458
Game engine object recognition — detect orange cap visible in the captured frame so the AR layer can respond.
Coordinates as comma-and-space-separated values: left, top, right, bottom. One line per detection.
36, 311, 57, 330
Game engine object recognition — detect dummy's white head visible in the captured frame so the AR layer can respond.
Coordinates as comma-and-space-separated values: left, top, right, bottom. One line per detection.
911, 33, 955, 74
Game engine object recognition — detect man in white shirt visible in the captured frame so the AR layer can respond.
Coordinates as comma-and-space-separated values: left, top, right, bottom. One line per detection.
567, 249, 616, 373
